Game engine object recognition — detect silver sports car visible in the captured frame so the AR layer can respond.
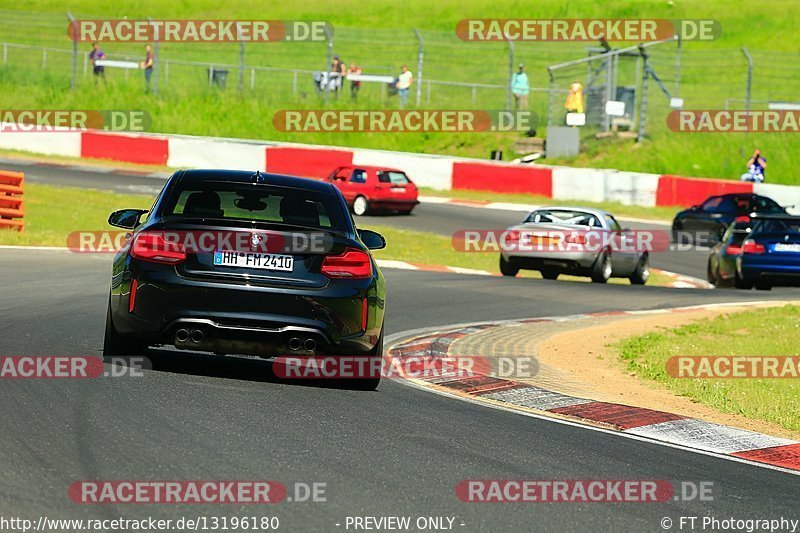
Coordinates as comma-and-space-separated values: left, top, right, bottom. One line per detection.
498, 206, 650, 284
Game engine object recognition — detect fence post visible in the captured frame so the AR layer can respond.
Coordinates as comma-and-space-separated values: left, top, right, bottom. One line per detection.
674, 34, 682, 98
67, 12, 77, 90
742, 47, 753, 113
637, 45, 649, 143
547, 68, 555, 126
238, 22, 244, 95
413, 29, 424, 107
324, 25, 333, 105
42, 49, 47, 69
506, 37, 514, 111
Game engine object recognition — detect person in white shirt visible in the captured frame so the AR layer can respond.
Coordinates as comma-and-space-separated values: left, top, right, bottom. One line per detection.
396, 65, 413, 107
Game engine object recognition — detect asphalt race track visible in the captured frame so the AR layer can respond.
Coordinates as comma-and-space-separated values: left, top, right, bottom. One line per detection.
1, 162, 799, 531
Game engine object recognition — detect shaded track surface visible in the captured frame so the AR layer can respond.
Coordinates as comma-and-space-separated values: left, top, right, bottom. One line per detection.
1, 248, 798, 531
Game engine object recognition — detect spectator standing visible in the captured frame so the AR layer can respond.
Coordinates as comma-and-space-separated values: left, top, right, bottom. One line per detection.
89, 42, 106, 83
140, 44, 154, 92
564, 81, 584, 113
331, 54, 346, 97
396, 65, 413, 108
511, 64, 529, 109
347, 63, 362, 101
741, 149, 767, 182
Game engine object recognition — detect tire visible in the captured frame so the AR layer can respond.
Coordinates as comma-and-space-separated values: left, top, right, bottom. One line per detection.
103, 301, 147, 357
343, 327, 383, 391
499, 256, 519, 277
352, 196, 369, 216
734, 271, 754, 290
540, 269, 559, 280
755, 281, 772, 291
629, 254, 650, 285
590, 251, 612, 283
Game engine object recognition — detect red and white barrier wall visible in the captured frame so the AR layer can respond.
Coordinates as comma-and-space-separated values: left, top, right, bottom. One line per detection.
1, 127, 798, 211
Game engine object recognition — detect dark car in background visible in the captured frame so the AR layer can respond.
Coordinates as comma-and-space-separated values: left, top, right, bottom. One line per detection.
327, 165, 419, 216
734, 214, 800, 290
672, 193, 786, 245
103, 169, 387, 389
707, 219, 752, 286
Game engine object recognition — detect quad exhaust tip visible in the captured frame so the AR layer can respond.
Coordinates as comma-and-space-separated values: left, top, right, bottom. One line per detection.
303, 338, 316, 352
175, 329, 189, 343
288, 337, 302, 351
190, 329, 204, 343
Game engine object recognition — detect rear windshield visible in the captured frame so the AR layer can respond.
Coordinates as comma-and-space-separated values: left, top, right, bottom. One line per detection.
753, 218, 800, 234
377, 171, 410, 185
161, 181, 348, 231
524, 210, 603, 228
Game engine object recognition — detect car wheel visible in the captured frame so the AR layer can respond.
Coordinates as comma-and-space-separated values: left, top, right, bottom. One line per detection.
499, 256, 519, 277
590, 251, 612, 283
734, 271, 754, 290
353, 196, 369, 216
755, 281, 772, 291
540, 269, 559, 280
344, 326, 383, 391
103, 301, 147, 357
629, 254, 650, 285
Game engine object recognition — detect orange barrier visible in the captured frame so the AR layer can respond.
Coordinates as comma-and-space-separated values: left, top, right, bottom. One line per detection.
0, 170, 24, 232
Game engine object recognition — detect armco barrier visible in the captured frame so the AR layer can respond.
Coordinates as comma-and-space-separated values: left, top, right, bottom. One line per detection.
0, 170, 24, 232
266, 146, 352, 179
81, 132, 169, 166
656, 174, 754, 207
452, 161, 552, 196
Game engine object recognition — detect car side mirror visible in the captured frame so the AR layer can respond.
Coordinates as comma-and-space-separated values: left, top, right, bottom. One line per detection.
109, 209, 147, 229
359, 229, 386, 250
690, 205, 699, 211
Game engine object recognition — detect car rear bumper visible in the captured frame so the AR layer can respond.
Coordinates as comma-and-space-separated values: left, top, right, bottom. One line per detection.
740, 259, 800, 286
502, 250, 598, 271
111, 259, 384, 356
368, 198, 419, 211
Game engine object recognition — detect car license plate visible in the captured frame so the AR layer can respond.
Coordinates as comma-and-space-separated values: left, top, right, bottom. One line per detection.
390, 187, 406, 193
213, 251, 294, 271
773, 243, 800, 253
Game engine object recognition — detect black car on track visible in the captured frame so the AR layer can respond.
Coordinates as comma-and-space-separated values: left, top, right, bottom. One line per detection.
672, 193, 786, 245
103, 169, 387, 389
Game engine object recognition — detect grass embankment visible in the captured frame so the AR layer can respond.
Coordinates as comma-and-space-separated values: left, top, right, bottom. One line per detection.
618, 305, 800, 431
2, 1, 800, 182
0, 183, 675, 286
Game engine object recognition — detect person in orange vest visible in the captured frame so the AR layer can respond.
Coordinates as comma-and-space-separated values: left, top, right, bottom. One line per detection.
564, 81, 585, 114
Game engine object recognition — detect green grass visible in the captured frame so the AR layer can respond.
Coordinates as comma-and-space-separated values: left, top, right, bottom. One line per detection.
2, 1, 800, 182
0, 182, 675, 285
419, 187, 677, 221
618, 305, 800, 431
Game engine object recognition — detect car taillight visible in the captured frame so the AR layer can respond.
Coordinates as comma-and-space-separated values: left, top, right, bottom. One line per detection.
735, 216, 750, 222
742, 240, 765, 254
321, 248, 373, 279
726, 244, 743, 255
130, 232, 187, 264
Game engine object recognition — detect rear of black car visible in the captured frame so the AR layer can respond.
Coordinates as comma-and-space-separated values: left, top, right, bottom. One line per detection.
104, 170, 386, 365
